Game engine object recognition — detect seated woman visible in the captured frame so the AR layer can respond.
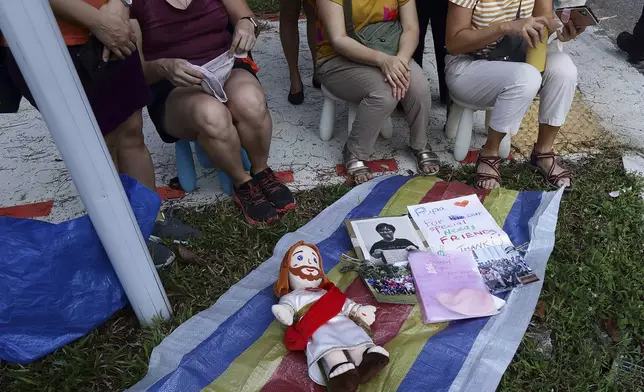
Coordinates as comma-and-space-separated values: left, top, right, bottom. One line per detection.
279, 0, 319, 104
131, 0, 295, 225
314, 0, 440, 185
445, 0, 585, 190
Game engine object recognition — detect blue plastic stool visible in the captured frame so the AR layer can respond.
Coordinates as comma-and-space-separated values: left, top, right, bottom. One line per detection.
175, 140, 251, 195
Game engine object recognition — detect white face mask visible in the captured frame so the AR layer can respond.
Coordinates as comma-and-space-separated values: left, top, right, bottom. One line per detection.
187, 50, 248, 103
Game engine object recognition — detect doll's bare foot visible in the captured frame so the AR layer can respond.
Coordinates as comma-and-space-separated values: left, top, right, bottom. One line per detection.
328, 362, 359, 392
358, 346, 390, 384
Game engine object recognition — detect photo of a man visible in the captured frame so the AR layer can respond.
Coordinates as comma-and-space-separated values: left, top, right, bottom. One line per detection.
369, 223, 419, 261
348, 216, 427, 266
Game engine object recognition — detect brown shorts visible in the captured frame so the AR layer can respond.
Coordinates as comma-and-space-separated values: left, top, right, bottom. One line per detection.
3, 43, 151, 136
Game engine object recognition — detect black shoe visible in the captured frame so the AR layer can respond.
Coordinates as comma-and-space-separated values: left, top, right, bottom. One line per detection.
233, 178, 279, 225
253, 168, 296, 214
617, 32, 644, 62
151, 214, 203, 244
288, 82, 304, 105
312, 76, 321, 89
148, 242, 176, 269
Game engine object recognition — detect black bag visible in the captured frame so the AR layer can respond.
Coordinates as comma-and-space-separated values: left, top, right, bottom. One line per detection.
470, 0, 527, 62
0, 30, 23, 114
74, 35, 109, 84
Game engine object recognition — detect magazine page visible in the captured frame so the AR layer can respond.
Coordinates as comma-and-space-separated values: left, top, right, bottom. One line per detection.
407, 194, 513, 254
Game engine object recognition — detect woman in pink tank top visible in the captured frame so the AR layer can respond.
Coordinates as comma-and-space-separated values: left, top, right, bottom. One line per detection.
132, 0, 295, 226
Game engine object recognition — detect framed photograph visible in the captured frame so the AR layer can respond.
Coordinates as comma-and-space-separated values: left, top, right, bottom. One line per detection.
345, 216, 428, 265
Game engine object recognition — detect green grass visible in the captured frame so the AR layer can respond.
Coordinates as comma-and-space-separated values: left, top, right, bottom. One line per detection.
1, 149, 643, 392
248, 0, 280, 15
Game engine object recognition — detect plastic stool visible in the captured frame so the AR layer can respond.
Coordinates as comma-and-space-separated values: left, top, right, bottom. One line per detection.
319, 84, 394, 142
445, 95, 511, 162
175, 140, 251, 195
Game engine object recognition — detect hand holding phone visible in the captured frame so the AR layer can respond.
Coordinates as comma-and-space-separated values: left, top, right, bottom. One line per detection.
555, 6, 599, 28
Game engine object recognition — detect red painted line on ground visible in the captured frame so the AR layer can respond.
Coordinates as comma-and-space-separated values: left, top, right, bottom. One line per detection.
336, 158, 399, 177
460, 150, 479, 165
0, 200, 54, 218
157, 187, 185, 201
261, 279, 412, 392
460, 150, 513, 165
275, 170, 295, 184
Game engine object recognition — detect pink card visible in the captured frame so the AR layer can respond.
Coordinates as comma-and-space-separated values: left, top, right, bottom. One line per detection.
408, 251, 505, 323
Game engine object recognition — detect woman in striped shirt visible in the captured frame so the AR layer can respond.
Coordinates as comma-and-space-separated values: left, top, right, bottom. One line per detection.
444, 0, 585, 191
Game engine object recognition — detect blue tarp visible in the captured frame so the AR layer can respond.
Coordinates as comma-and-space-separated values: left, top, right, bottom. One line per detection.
0, 175, 160, 364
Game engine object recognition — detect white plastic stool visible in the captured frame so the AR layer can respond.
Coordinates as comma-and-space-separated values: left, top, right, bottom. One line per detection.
319, 84, 394, 142
445, 95, 511, 162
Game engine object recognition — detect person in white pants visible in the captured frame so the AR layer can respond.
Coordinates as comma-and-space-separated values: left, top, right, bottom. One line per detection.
445, 0, 586, 190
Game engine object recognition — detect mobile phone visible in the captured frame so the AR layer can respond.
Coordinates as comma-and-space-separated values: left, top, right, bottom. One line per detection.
555, 6, 600, 28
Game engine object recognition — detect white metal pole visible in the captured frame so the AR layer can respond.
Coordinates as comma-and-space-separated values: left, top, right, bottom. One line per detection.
0, 0, 172, 325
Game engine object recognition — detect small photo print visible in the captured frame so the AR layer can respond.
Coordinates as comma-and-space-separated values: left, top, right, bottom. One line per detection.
348, 216, 427, 265
363, 264, 416, 296
473, 245, 539, 294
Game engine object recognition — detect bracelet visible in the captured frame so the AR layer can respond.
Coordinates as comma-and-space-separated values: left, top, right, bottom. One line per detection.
240, 16, 260, 37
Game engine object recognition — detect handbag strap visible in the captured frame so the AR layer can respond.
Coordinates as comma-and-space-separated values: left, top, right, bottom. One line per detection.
515, 0, 523, 20
342, 0, 357, 39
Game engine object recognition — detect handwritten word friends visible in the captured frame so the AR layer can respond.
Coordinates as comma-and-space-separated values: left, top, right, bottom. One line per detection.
439, 229, 499, 244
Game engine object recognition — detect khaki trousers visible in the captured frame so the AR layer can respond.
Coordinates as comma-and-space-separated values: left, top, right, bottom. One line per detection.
317, 55, 431, 160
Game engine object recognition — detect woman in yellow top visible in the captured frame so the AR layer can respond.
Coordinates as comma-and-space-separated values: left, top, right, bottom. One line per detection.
445, 0, 585, 191
315, 0, 439, 185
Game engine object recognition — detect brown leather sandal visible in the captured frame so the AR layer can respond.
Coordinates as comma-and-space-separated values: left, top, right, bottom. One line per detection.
529, 146, 573, 192
475, 155, 502, 190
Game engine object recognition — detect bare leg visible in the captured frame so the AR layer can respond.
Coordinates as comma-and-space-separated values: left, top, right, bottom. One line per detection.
104, 110, 156, 191
279, 0, 303, 95
224, 69, 271, 175
533, 124, 571, 187
303, 0, 317, 79
477, 128, 506, 189
163, 86, 252, 186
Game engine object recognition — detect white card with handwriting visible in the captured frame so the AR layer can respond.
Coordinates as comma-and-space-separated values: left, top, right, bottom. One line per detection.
407, 194, 513, 254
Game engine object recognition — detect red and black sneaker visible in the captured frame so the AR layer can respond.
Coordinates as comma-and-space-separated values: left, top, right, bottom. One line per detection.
233, 178, 279, 225
254, 168, 296, 214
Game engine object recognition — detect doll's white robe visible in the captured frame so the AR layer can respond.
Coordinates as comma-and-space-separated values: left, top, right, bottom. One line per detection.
278, 287, 374, 385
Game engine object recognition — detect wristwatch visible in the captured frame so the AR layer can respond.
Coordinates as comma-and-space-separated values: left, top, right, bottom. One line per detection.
120, 0, 132, 8
240, 16, 259, 37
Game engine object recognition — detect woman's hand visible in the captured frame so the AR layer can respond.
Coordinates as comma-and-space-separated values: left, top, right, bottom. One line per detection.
379, 55, 410, 97
230, 18, 257, 55
162, 59, 204, 87
556, 19, 586, 42
502, 16, 554, 48
92, 2, 136, 61
391, 83, 407, 101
